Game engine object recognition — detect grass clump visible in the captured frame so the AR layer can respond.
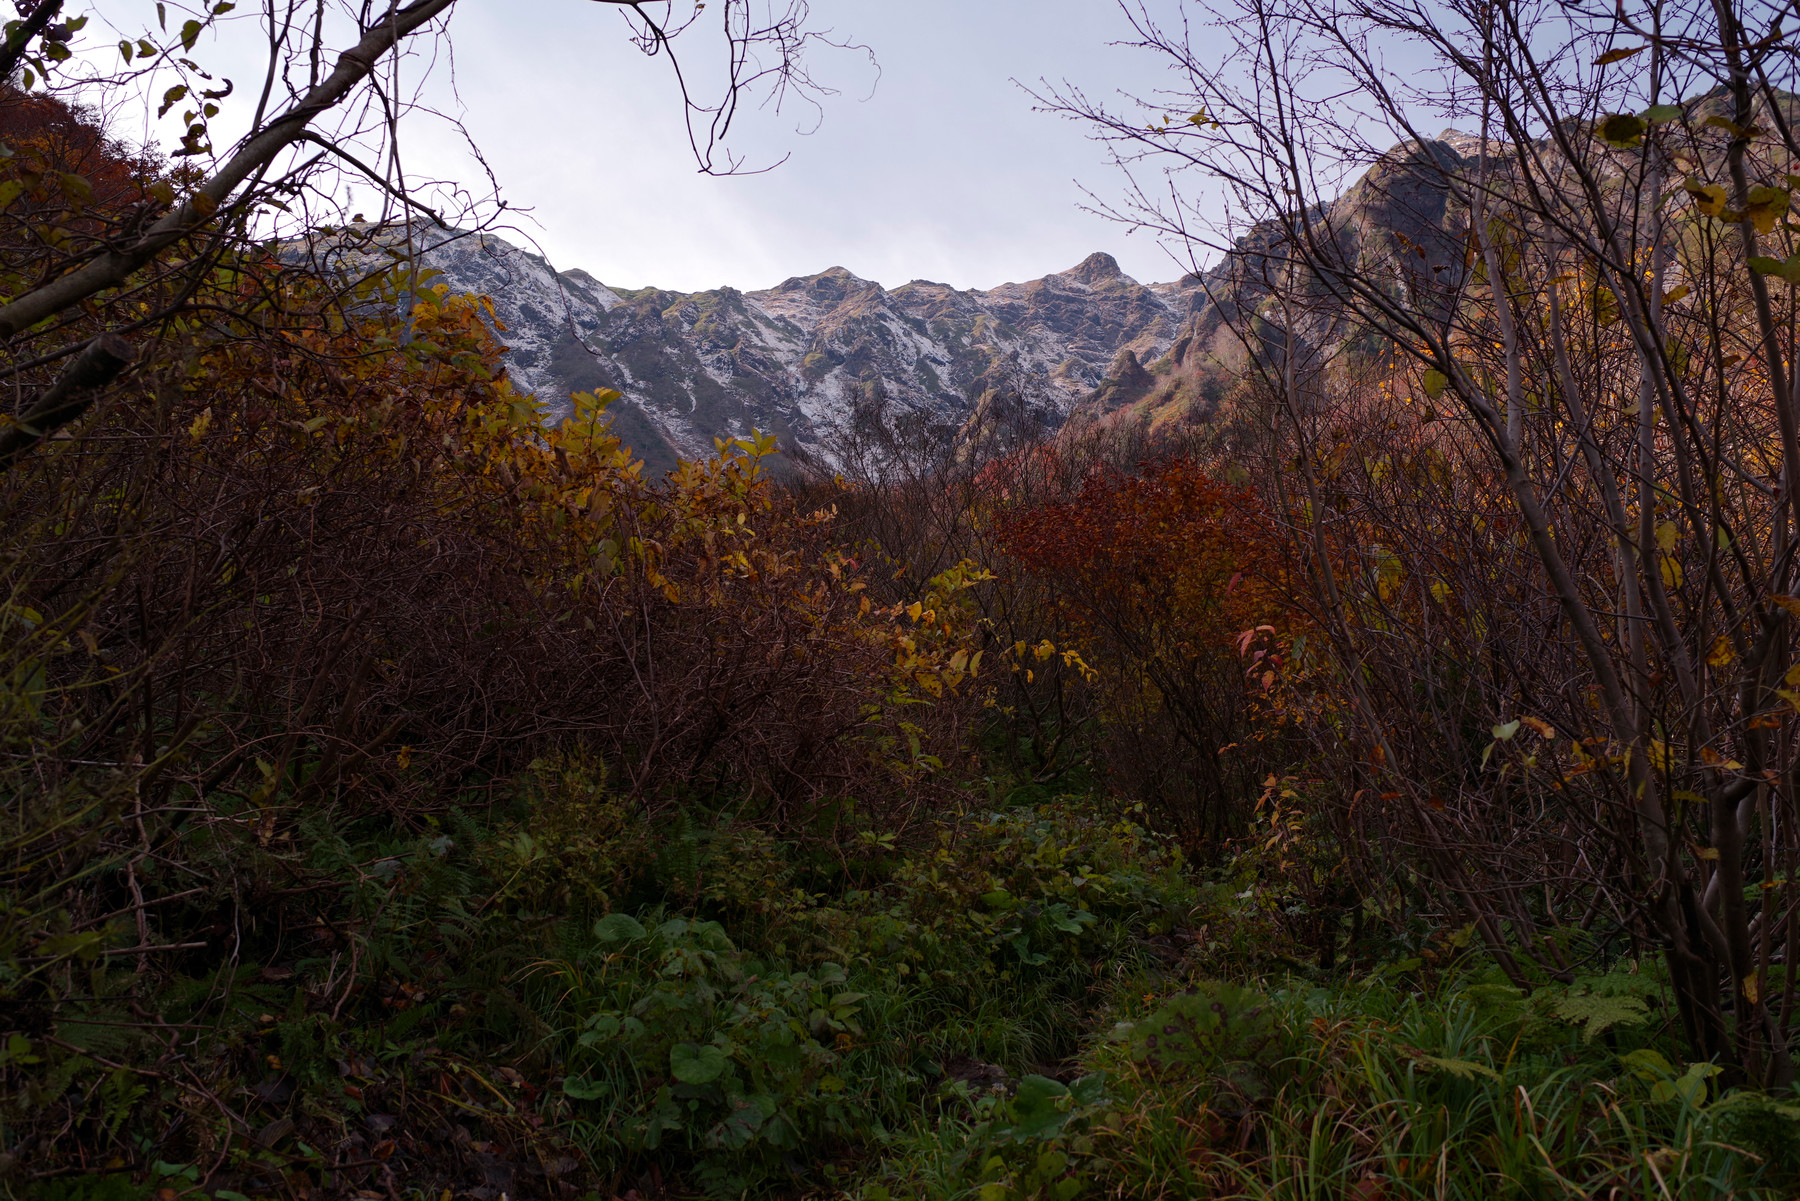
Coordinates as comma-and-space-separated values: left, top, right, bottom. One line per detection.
867, 951, 1800, 1201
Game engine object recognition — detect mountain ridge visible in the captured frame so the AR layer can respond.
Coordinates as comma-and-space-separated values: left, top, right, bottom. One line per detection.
315, 126, 1519, 469
337, 225, 1204, 470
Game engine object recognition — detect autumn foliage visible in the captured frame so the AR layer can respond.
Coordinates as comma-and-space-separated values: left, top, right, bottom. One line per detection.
998, 457, 1297, 843
0, 90, 996, 1180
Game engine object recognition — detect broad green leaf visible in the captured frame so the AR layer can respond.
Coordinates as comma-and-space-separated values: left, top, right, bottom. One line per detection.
1621, 1047, 1673, 1079
1749, 254, 1800, 285
1651, 1061, 1720, 1106
1422, 368, 1447, 399
180, 19, 203, 51
577, 1013, 621, 1047
593, 913, 647, 942
1068, 1071, 1108, 1107
670, 1042, 727, 1084
1009, 1074, 1072, 1139
703, 1096, 771, 1150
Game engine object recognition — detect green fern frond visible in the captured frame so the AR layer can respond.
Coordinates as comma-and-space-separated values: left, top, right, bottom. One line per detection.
1552, 990, 1650, 1041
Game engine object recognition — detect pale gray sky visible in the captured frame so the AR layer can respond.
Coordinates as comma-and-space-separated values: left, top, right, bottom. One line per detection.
89, 1, 1205, 294
420, 0, 1196, 293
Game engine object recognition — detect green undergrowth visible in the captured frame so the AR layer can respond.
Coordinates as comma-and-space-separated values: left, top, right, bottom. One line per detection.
862, 951, 1800, 1201
14, 756, 1800, 1200
5, 758, 1197, 1199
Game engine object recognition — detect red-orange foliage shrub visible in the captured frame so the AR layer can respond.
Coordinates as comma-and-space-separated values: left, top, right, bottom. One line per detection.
999, 457, 1298, 843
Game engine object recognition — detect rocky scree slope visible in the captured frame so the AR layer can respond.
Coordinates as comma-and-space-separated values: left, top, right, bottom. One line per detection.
337, 225, 1203, 471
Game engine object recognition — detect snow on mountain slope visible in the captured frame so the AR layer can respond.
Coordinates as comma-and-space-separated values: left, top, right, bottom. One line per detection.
346, 225, 1199, 471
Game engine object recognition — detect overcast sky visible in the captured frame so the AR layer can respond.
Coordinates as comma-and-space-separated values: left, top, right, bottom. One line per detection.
93, 1, 1212, 294
410, 0, 1196, 293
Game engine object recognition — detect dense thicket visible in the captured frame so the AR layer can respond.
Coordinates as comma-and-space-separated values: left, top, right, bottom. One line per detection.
1052, 0, 1800, 1087
0, 87, 986, 1193
13, 0, 1800, 1196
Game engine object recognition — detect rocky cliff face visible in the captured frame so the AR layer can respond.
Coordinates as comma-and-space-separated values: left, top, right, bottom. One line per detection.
1059, 131, 1484, 437
317, 119, 1743, 466
362, 226, 1202, 470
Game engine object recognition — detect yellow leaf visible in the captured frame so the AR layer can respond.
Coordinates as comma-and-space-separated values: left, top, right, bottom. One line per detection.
1709, 637, 1739, 668
1745, 185, 1790, 234
1685, 178, 1728, 218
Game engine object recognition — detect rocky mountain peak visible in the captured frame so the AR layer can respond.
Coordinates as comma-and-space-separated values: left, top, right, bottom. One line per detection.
771, 265, 872, 294
1062, 251, 1124, 285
